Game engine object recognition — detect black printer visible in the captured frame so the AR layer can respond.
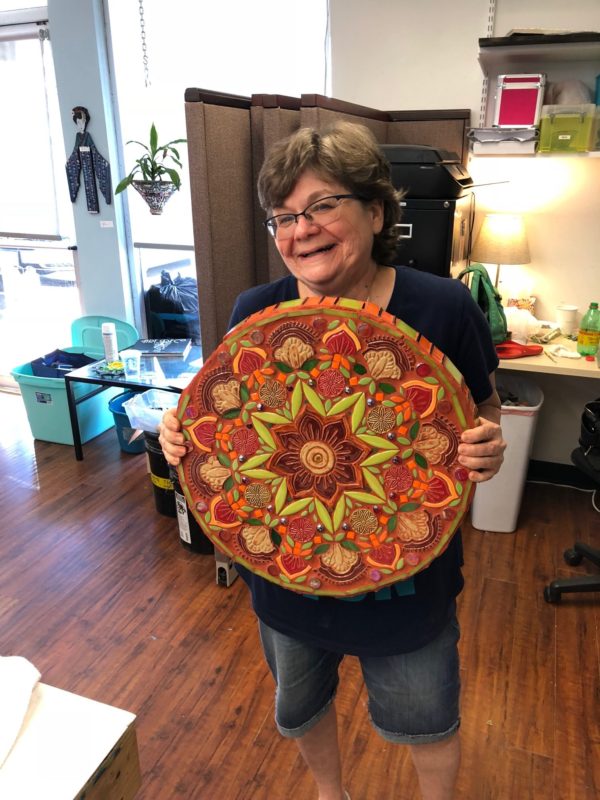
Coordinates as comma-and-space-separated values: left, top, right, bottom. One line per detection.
380, 144, 475, 277
380, 144, 473, 199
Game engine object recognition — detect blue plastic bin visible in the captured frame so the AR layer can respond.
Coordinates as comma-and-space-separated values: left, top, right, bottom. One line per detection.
108, 391, 146, 454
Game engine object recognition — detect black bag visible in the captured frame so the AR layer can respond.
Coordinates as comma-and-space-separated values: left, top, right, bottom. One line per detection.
30, 349, 95, 378
145, 270, 199, 339
457, 263, 508, 345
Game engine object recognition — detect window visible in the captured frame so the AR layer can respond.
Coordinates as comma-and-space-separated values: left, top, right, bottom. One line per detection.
106, 0, 329, 249
0, 10, 73, 239
0, 7, 78, 386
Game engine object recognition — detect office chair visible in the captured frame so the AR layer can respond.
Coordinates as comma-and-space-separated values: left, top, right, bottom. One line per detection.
544, 400, 600, 603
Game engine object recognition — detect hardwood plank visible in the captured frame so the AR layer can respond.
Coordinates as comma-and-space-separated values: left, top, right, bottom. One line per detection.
552, 573, 600, 799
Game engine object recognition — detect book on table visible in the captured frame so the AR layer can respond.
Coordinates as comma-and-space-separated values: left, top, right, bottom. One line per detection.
130, 339, 192, 359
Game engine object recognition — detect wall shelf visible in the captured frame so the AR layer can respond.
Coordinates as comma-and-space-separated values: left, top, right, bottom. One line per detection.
477, 32, 600, 133
471, 150, 600, 159
478, 33, 600, 71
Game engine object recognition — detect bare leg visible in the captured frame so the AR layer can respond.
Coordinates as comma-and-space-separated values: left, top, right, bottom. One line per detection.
409, 732, 460, 800
295, 703, 346, 800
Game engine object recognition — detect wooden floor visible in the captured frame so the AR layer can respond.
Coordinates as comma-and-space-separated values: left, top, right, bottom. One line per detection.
0, 389, 599, 800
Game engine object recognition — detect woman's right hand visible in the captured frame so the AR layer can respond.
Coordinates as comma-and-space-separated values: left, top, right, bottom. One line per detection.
158, 407, 188, 466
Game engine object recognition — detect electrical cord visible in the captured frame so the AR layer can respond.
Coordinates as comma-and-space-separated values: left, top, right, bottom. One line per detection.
526, 480, 600, 514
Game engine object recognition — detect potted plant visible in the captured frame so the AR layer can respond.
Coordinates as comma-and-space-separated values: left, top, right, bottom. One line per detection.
115, 123, 187, 215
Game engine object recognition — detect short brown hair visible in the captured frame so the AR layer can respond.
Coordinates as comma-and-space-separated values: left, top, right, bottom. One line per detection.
257, 121, 403, 265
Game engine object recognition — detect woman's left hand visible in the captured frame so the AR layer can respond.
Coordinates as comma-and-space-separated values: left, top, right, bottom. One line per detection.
458, 414, 506, 483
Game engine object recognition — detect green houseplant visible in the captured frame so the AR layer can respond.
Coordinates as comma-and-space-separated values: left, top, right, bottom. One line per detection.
115, 123, 187, 214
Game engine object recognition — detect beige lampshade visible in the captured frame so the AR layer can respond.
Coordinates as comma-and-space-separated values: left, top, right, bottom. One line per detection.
471, 214, 530, 265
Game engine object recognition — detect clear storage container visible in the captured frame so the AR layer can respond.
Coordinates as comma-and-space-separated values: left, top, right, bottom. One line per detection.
538, 103, 596, 153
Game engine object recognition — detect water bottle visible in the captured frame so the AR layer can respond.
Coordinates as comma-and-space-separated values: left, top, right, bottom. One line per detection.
576, 302, 600, 356
102, 322, 119, 363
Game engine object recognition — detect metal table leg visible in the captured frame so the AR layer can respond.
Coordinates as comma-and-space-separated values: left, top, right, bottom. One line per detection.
65, 377, 84, 461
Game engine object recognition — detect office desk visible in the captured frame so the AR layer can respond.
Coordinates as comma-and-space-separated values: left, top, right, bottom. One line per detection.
497, 338, 598, 465
65, 346, 202, 460
498, 338, 600, 380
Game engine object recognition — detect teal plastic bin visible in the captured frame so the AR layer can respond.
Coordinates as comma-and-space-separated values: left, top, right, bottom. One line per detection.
70, 315, 138, 357
108, 391, 146, 454
11, 315, 139, 446
11, 350, 120, 446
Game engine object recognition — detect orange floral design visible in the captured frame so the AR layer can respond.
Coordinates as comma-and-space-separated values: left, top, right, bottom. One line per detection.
211, 379, 241, 414
350, 508, 378, 535
397, 509, 430, 543
366, 405, 396, 433
269, 409, 368, 503
240, 524, 274, 555
258, 379, 287, 407
198, 455, 230, 491
364, 348, 402, 379
273, 337, 314, 369
320, 542, 359, 575
244, 483, 271, 508
414, 424, 451, 465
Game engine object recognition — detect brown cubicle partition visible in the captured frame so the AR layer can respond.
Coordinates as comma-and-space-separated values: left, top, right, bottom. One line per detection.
184, 88, 469, 356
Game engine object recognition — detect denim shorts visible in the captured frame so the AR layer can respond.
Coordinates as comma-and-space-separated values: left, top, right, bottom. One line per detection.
258, 611, 461, 745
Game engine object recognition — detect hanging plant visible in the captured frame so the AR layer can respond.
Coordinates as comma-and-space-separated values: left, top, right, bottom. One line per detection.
115, 123, 187, 214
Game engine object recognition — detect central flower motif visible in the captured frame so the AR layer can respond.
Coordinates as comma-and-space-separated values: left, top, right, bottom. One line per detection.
299, 441, 335, 475
269, 408, 368, 503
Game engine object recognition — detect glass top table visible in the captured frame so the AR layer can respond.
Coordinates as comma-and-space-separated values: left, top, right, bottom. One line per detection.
64, 345, 203, 460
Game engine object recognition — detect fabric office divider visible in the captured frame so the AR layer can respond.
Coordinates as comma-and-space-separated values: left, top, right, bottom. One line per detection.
184, 88, 470, 358
250, 95, 302, 286
299, 94, 389, 142
184, 91, 256, 358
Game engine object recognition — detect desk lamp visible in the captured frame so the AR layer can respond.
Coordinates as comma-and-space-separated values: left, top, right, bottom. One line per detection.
470, 213, 530, 290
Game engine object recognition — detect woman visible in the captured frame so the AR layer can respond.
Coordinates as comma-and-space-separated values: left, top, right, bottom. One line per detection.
159, 122, 505, 800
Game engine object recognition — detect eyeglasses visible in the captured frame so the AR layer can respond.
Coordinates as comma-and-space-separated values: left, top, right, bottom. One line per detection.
263, 194, 364, 240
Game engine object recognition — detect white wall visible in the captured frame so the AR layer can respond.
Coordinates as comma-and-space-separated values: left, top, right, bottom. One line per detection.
329, 0, 488, 121
329, 0, 600, 464
48, 0, 136, 326
329, 0, 600, 120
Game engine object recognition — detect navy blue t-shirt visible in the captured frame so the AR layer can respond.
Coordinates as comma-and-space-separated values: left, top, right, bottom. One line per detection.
228, 266, 498, 656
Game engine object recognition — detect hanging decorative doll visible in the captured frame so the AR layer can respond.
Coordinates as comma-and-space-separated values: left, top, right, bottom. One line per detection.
65, 106, 111, 213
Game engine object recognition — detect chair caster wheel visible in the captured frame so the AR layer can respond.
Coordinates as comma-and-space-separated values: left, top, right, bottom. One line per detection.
544, 586, 560, 604
563, 548, 583, 566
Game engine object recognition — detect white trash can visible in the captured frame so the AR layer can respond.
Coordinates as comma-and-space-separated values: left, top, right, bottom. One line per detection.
470, 374, 544, 533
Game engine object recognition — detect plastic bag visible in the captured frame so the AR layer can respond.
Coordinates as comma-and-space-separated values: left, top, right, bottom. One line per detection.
30, 349, 95, 378
145, 270, 199, 338
122, 388, 179, 432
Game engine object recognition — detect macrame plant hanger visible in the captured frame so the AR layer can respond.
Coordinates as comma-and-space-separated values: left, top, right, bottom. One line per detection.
131, 0, 178, 214
138, 0, 150, 88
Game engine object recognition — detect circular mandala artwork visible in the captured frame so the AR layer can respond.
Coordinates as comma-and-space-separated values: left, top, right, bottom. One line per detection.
177, 296, 477, 596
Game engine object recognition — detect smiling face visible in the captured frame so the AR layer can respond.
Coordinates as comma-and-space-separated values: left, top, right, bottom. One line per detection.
271, 170, 384, 299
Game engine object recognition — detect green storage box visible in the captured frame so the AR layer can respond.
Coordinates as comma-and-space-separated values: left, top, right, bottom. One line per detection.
11, 349, 121, 446
538, 103, 596, 153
